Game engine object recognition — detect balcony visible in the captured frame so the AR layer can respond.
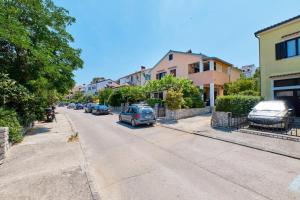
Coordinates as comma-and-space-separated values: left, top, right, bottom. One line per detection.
188, 70, 230, 86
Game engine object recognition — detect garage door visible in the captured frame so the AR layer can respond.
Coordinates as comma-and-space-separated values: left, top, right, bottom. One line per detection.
275, 89, 300, 116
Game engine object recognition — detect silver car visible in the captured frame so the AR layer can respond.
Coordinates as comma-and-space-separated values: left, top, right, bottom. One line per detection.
119, 104, 156, 127
248, 100, 292, 129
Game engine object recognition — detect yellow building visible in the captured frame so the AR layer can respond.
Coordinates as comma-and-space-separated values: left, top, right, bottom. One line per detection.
255, 15, 300, 116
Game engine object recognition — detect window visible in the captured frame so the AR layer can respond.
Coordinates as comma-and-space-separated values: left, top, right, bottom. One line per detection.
188, 62, 200, 74
214, 62, 217, 71
168, 54, 173, 61
203, 62, 210, 71
274, 78, 300, 87
156, 72, 166, 80
298, 38, 300, 54
170, 68, 176, 77
287, 40, 296, 57
275, 37, 300, 60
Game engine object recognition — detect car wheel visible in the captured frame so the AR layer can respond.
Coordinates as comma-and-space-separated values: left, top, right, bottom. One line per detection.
131, 119, 136, 127
119, 116, 122, 122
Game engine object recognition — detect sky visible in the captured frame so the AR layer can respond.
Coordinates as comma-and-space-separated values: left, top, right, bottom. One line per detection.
54, 0, 300, 85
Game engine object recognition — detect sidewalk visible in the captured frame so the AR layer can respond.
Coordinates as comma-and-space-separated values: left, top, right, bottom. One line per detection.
159, 115, 300, 160
0, 112, 93, 200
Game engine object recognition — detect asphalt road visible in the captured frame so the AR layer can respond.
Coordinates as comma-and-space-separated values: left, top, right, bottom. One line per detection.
62, 107, 300, 200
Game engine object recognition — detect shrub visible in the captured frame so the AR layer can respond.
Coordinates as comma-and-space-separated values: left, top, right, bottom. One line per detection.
165, 89, 184, 110
215, 95, 261, 115
0, 108, 23, 144
192, 97, 205, 108
238, 90, 260, 96
183, 97, 193, 108
108, 90, 123, 106
146, 98, 162, 107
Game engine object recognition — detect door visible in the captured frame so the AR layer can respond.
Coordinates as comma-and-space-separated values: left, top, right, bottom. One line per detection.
275, 89, 300, 116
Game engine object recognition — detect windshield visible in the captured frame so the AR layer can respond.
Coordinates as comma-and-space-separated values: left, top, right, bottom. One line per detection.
254, 101, 286, 111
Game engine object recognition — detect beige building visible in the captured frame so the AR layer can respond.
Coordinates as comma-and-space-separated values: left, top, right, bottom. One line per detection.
151, 50, 241, 106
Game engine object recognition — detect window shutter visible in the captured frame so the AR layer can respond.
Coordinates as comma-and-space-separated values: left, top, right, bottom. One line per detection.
275, 42, 286, 60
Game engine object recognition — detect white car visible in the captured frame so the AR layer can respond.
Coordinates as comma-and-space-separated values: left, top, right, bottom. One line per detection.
248, 100, 292, 130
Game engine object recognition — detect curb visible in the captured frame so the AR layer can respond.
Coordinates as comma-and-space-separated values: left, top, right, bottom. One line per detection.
64, 114, 101, 200
158, 124, 300, 160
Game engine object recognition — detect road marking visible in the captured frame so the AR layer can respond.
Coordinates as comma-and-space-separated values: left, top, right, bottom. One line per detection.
289, 175, 300, 192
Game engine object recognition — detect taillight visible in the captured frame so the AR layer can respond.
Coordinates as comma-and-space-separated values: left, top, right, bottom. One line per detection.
135, 113, 141, 119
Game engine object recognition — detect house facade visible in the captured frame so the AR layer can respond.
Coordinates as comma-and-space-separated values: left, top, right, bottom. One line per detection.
255, 15, 300, 116
84, 79, 119, 96
151, 50, 240, 107
118, 66, 152, 86
241, 64, 256, 78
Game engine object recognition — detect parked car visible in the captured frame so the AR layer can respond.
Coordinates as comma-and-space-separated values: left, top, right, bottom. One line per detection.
58, 102, 65, 107
75, 103, 84, 110
119, 104, 156, 127
92, 105, 111, 115
85, 103, 97, 113
248, 100, 292, 129
67, 103, 76, 109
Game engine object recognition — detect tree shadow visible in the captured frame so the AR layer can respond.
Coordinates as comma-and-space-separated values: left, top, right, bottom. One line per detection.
26, 127, 51, 136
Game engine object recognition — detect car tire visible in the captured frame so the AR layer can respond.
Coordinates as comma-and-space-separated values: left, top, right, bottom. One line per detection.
131, 119, 136, 127
119, 116, 122, 122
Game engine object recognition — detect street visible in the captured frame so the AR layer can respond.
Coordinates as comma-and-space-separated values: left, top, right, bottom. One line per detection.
62, 107, 300, 200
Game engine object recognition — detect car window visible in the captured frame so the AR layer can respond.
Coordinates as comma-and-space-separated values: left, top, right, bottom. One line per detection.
141, 108, 153, 114
254, 101, 286, 111
132, 107, 138, 113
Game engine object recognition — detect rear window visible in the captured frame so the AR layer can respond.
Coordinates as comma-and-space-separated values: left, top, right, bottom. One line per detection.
141, 108, 153, 113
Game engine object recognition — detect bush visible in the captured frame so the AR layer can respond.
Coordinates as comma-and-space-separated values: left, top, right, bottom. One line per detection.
165, 89, 184, 110
238, 90, 260, 96
215, 95, 261, 115
146, 98, 162, 107
192, 97, 205, 108
0, 108, 23, 144
183, 97, 193, 108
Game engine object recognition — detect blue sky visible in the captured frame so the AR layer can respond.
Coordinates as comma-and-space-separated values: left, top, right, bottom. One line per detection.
54, 0, 300, 85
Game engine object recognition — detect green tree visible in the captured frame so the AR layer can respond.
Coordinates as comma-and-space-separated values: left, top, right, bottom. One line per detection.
165, 89, 184, 110
0, 0, 83, 120
224, 77, 259, 96
99, 88, 113, 104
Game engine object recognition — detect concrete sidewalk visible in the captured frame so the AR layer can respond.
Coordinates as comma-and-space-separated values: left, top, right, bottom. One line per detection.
0, 112, 93, 200
159, 115, 300, 160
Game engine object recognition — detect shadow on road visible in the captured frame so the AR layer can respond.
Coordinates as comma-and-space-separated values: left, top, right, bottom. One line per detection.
26, 127, 51, 136
116, 121, 154, 130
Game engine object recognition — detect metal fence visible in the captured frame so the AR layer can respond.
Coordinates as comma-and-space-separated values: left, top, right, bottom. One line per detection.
228, 114, 300, 137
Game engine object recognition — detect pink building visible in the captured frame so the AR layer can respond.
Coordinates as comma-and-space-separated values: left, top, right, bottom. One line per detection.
151, 50, 241, 107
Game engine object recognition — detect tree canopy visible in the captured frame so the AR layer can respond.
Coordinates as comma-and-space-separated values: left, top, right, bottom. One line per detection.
0, 0, 82, 122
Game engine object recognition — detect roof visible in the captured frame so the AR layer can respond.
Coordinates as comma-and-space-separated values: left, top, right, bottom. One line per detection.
255, 15, 300, 36
203, 57, 233, 66
117, 67, 152, 80
151, 50, 207, 70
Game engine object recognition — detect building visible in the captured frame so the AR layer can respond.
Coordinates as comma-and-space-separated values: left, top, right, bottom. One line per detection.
255, 15, 300, 116
66, 85, 85, 99
151, 50, 241, 107
84, 79, 119, 96
118, 66, 152, 86
241, 64, 256, 78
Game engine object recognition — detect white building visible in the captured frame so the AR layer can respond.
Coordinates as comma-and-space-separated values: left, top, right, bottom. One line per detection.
84, 79, 119, 96
241, 64, 256, 78
118, 66, 152, 86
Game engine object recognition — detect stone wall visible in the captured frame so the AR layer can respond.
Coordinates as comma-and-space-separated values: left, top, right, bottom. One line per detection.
211, 111, 247, 128
165, 107, 211, 120
211, 111, 232, 128
0, 127, 9, 164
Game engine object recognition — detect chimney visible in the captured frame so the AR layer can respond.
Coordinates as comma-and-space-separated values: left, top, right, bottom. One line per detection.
141, 66, 146, 71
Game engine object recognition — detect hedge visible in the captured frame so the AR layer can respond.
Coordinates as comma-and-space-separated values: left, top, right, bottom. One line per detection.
0, 108, 23, 144
146, 98, 162, 107
215, 95, 262, 115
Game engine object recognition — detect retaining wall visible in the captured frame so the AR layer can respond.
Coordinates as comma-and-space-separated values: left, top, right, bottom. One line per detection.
0, 127, 9, 164
165, 107, 211, 120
